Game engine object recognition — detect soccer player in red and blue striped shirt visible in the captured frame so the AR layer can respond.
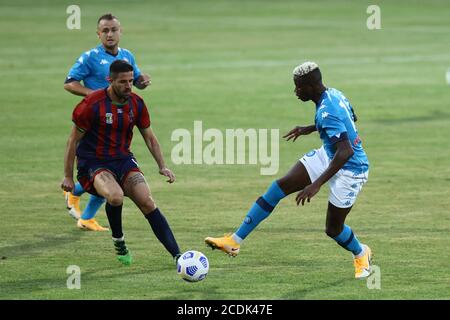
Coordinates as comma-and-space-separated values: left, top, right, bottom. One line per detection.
61, 60, 181, 265
63, 13, 151, 231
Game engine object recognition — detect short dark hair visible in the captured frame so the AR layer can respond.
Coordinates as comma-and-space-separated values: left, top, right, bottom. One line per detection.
294, 68, 322, 86
304, 68, 322, 84
109, 60, 134, 78
97, 13, 118, 25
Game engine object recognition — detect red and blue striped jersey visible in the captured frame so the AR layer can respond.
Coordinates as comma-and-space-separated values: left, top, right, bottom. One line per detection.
72, 89, 150, 160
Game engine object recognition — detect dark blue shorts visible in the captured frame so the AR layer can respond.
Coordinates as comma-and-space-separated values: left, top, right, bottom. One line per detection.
77, 156, 142, 196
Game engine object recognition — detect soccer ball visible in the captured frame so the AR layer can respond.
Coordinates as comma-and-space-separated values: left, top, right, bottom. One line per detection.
177, 250, 209, 282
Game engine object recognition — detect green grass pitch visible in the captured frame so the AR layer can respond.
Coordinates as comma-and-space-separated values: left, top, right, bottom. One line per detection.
0, 0, 449, 299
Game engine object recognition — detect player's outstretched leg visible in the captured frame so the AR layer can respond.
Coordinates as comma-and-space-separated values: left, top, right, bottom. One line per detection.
144, 208, 181, 263
123, 171, 181, 263
205, 161, 311, 256
205, 181, 285, 256
77, 195, 108, 231
325, 202, 372, 279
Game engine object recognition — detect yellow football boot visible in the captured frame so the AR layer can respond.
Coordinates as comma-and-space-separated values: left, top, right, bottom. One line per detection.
77, 218, 109, 231
205, 233, 240, 257
354, 244, 373, 279
64, 191, 81, 220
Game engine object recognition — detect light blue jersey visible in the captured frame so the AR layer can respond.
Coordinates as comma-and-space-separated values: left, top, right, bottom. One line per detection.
315, 88, 369, 174
65, 44, 142, 90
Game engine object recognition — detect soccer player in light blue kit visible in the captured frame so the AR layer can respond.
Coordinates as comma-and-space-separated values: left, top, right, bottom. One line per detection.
205, 62, 373, 279
64, 13, 151, 231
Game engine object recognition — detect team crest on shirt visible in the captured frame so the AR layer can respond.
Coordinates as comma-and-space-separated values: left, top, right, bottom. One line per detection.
105, 113, 113, 124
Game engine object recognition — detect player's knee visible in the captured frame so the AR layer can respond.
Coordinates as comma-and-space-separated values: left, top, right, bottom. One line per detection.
325, 225, 342, 238
140, 197, 156, 214
106, 190, 124, 206
275, 178, 291, 195
275, 178, 285, 189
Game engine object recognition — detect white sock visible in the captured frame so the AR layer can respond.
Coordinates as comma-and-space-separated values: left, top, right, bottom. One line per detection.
231, 233, 243, 244
354, 245, 366, 258
112, 236, 124, 242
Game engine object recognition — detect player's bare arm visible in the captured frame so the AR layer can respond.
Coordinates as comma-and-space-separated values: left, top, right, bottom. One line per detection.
283, 125, 317, 142
139, 127, 175, 183
61, 126, 85, 192
134, 73, 151, 89
63, 81, 94, 97
296, 139, 354, 206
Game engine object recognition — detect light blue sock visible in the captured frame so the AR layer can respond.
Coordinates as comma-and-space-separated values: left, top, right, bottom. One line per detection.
81, 195, 106, 220
72, 182, 85, 197
333, 224, 363, 255
235, 181, 286, 240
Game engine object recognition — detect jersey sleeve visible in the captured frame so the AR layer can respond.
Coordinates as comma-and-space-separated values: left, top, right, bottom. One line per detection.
72, 99, 94, 132
349, 104, 358, 122
320, 112, 348, 144
65, 52, 91, 83
136, 97, 151, 129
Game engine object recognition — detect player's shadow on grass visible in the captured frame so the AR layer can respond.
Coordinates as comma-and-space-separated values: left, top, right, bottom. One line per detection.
0, 229, 84, 259
280, 277, 353, 299
0, 269, 148, 298
157, 285, 224, 300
